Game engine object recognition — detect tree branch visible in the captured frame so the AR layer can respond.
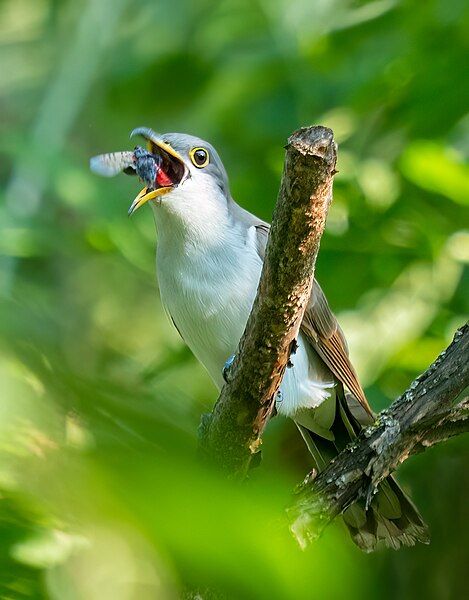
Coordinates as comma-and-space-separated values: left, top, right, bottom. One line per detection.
288, 324, 469, 547
197, 124, 467, 553
408, 396, 468, 454
199, 126, 337, 477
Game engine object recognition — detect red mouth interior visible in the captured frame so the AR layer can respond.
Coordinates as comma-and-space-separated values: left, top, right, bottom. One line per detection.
153, 147, 185, 189
130, 144, 186, 191
156, 165, 173, 187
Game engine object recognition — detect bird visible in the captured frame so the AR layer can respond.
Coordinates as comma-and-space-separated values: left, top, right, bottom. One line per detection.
90, 127, 429, 551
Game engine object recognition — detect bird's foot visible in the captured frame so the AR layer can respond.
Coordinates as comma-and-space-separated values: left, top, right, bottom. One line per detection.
222, 354, 236, 383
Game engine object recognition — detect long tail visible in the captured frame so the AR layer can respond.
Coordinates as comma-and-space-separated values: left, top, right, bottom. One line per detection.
295, 391, 430, 552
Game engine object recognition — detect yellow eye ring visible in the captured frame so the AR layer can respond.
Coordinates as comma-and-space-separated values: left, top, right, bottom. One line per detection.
190, 147, 210, 168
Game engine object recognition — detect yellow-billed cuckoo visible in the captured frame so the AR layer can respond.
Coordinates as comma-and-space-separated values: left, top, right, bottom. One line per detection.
90, 127, 429, 551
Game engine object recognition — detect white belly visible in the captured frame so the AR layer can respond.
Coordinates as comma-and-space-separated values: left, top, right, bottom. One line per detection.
156, 229, 334, 417
157, 238, 261, 384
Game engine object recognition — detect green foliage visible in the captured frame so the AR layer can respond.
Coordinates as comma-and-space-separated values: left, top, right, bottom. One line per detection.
0, 0, 467, 598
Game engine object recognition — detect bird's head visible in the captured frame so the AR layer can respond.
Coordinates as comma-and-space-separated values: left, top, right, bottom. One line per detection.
90, 127, 230, 218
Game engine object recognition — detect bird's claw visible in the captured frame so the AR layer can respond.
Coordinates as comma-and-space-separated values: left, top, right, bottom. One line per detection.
222, 354, 236, 383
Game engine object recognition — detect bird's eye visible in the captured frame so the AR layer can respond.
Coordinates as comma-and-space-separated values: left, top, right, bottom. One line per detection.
190, 147, 209, 168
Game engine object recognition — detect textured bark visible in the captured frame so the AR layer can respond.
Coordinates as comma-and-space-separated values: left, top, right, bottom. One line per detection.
288, 324, 469, 547
197, 125, 467, 550
199, 126, 337, 476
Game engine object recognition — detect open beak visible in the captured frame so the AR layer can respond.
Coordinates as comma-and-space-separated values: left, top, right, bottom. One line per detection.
128, 185, 172, 215
128, 127, 188, 215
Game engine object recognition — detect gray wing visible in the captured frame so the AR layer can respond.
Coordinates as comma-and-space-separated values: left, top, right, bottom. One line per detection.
253, 219, 373, 417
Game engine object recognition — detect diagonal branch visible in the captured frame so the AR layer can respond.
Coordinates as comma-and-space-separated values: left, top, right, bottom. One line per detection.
199, 126, 337, 477
288, 324, 469, 547
411, 397, 468, 452
197, 124, 467, 552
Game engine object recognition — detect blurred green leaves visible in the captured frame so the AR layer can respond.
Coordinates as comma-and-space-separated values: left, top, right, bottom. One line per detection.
400, 140, 469, 205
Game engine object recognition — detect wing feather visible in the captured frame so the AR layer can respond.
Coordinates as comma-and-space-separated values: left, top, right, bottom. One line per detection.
254, 221, 373, 417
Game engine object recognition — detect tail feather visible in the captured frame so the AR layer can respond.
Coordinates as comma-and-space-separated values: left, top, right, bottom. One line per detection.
344, 485, 430, 552
295, 391, 430, 552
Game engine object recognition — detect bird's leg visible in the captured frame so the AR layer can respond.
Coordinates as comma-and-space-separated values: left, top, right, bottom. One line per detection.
222, 354, 236, 383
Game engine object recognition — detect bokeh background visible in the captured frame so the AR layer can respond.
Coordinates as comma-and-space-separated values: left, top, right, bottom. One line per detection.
0, 0, 468, 598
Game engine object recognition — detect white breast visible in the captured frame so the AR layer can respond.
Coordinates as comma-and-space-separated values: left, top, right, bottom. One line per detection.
156, 224, 262, 385
152, 196, 335, 418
